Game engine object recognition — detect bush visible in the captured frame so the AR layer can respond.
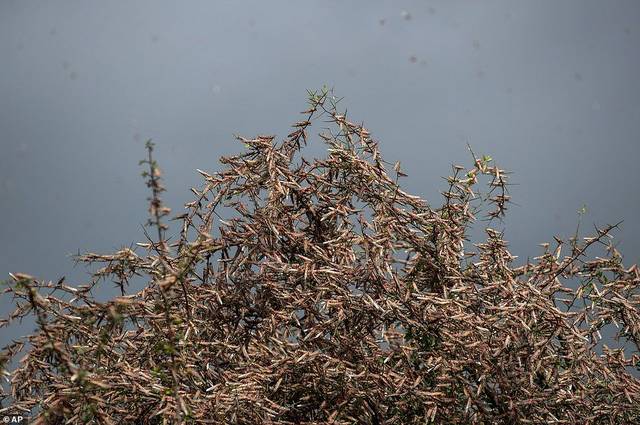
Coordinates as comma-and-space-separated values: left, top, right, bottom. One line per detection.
1, 90, 639, 423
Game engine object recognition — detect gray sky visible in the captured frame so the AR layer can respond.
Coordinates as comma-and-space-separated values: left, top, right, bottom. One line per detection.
1, 1, 639, 347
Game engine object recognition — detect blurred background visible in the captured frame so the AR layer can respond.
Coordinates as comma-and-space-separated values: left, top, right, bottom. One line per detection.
1, 1, 639, 346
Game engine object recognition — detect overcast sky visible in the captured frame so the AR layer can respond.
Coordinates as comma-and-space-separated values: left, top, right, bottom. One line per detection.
1, 1, 639, 346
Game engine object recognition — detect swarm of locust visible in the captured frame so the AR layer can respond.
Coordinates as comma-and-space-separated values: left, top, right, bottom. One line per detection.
1, 90, 639, 424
